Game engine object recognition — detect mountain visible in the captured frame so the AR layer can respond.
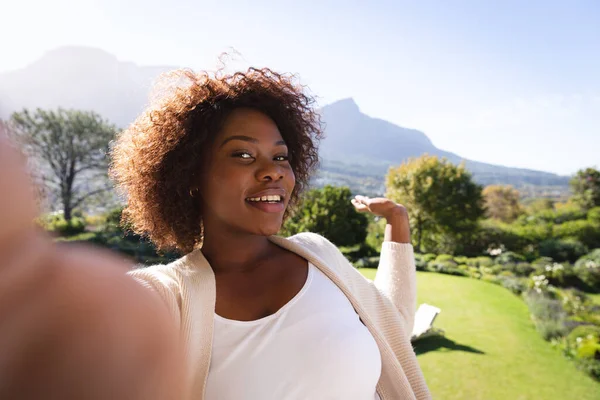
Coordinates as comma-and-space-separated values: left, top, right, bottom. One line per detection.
0, 46, 175, 127
318, 98, 571, 196
0, 46, 571, 198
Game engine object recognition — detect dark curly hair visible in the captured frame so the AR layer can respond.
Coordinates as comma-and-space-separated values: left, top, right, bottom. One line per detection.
109, 67, 322, 254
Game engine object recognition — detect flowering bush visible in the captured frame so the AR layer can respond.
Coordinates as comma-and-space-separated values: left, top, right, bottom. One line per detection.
524, 290, 568, 340
574, 249, 600, 290
559, 325, 600, 380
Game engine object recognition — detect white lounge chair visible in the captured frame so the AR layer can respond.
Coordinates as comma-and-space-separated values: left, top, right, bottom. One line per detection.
411, 303, 444, 342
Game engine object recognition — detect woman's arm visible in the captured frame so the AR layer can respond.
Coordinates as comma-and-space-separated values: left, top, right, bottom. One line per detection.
352, 196, 417, 335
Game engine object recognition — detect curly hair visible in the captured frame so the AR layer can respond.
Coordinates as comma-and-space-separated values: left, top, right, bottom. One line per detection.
109, 67, 322, 254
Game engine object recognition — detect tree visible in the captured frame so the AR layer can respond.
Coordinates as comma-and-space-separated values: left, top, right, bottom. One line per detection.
282, 185, 368, 247
570, 167, 600, 211
386, 154, 485, 254
482, 184, 523, 222
9, 108, 117, 223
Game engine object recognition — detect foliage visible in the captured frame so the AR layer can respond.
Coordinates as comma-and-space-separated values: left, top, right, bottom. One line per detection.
560, 325, 600, 380
282, 185, 368, 247
365, 216, 387, 251
574, 249, 600, 290
482, 184, 523, 222
539, 238, 589, 263
9, 108, 117, 222
524, 198, 555, 214
524, 290, 569, 340
494, 251, 526, 264
37, 211, 86, 236
497, 276, 528, 295
553, 219, 600, 249
386, 155, 485, 254
570, 167, 600, 211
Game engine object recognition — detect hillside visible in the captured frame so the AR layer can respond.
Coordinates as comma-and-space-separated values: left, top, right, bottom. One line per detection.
0, 46, 571, 199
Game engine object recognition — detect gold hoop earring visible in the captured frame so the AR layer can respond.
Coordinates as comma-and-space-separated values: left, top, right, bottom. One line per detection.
190, 188, 199, 197
196, 218, 205, 249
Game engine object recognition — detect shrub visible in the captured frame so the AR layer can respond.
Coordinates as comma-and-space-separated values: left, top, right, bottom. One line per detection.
40, 213, 86, 236
554, 220, 600, 249
481, 274, 499, 284
414, 254, 428, 271
588, 207, 600, 224
498, 276, 528, 295
524, 291, 569, 340
539, 238, 589, 263
340, 243, 378, 263
426, 259, 458, 273
563, 325, 600, 380
495, 251, 526, 264
435, 254, 455, 262
422, 253, 437, 263
454, 255, 469, 265
353, 256, 380, 269
574, 249, 600, 290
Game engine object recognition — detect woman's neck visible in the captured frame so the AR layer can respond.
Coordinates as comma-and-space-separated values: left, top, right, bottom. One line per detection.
200, 228, 276, 273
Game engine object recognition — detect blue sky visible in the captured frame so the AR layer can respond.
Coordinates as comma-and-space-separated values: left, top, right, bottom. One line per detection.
1, 0, 598, 175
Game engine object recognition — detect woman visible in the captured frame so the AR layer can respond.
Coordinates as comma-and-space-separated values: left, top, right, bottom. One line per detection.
109, 67, 431, 400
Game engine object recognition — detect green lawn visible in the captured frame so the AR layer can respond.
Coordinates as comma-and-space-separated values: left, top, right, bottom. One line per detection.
359, 269, 599, 400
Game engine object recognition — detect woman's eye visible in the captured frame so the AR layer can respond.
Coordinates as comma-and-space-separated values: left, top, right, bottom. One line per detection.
233, 152, 253, 160
275, 155, 289, 162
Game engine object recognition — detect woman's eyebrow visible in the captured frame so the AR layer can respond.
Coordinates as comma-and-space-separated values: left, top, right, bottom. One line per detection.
220, 135, 286, 148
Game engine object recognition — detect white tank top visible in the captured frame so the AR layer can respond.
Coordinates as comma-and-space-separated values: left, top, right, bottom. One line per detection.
206, 263, 382, 400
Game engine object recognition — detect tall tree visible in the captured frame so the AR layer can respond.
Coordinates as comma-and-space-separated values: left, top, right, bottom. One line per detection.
570, 167, 600, 211
282, 185, 368, 247
482, 184, 523, 222
386, 155, 485, 254
9, 108, 117, 222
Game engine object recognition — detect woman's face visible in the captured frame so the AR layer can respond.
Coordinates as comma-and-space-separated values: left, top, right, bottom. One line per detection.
199, 108, 296, 237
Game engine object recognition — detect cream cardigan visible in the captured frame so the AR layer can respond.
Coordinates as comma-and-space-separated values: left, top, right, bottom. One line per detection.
128, 232, 431, 400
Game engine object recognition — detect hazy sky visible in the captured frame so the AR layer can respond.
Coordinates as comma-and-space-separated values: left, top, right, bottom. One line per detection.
2, 0, 599, 175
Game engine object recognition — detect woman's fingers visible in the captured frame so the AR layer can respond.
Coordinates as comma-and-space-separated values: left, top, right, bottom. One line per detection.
351, 198, 369, 212
0, 129, 38, 252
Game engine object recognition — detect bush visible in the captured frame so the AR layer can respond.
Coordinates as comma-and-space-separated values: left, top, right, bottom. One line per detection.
574, 249, 600, 290
422, 253, 437, 263
554, 220, 600, 249
563, 325, 600, 380
435, 254, 455, 262
353, 256, 380, 269
454, 255, 469, 265
588, 207, 600, 224
414, 254, 429, 271
340, 243, 378, 263
498, 276, 528, 295
466, 256, 494, 268
39, 212, 87, 236
495, 251, 526, 264
524, 291, 569, 340
539, 238, 589, 263
500, 261, 535, 277
426, 259, 458, 273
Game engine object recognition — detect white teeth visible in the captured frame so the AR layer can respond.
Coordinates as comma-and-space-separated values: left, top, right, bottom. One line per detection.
247, 195, 282, 202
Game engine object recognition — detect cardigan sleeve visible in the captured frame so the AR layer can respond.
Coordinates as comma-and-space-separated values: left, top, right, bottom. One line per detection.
127, 266, 182, 330
373, 242, 417, 335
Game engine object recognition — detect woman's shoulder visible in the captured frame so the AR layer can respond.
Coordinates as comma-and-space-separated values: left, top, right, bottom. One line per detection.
283, 232, 341, 258
127, 259, 185, 293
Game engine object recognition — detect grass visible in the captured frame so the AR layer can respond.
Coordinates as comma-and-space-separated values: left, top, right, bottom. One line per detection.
589, 293, 600, 305
359, 269, 599, 400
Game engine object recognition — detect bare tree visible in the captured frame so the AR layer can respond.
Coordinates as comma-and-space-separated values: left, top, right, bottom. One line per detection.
9, 108, 117, 222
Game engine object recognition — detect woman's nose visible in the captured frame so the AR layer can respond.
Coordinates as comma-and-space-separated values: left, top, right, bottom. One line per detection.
256, 160, 284, 181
